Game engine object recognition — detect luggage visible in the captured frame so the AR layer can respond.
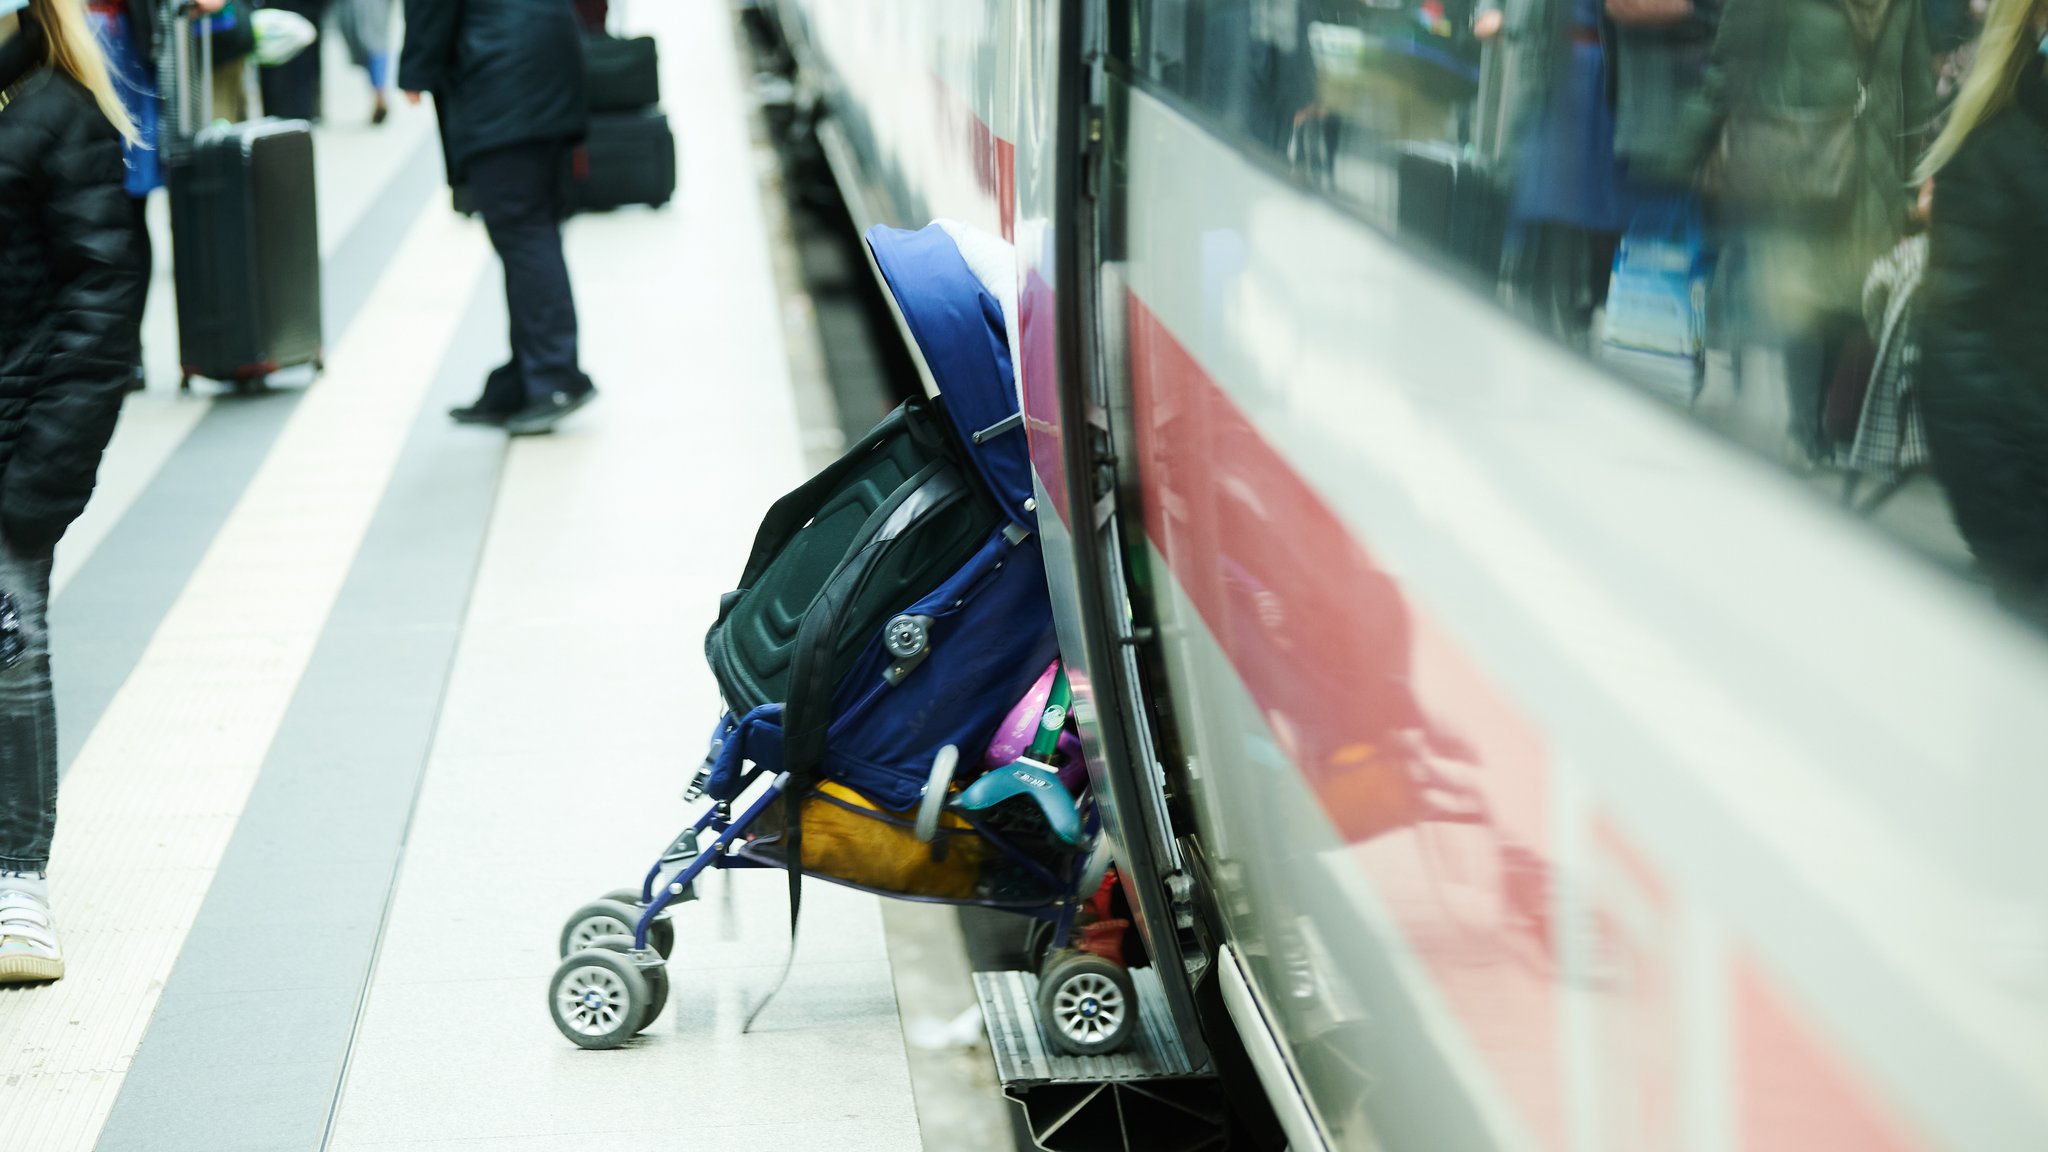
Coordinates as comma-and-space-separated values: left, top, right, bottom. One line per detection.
1598, 196, 1713, 402
567, 109, 676, 211
1395, 142, 1507, 285
762, 781, 986, 900
164, 14, 323, 387
700, 222, 1058, 822
582, 34, 659, 113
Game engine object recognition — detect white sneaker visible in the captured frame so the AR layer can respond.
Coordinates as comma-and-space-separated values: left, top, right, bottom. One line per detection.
0, 877, 63, 984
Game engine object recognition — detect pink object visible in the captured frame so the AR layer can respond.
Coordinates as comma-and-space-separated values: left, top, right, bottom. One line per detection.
984, 661, 1060, 768
1054, 730, 1088, 794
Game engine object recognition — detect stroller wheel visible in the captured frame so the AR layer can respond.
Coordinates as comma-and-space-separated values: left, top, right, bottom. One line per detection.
584, 934, 669, 1034
548, 947, 652, 1050
561, 897, 676, 961
1037, 950, 1137, 1057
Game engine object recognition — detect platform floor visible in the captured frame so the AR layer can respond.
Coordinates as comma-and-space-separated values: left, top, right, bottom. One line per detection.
0, 3, 921, 1149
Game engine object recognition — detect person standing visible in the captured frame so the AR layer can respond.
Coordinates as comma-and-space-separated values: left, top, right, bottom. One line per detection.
0, 0, 147, 984
1694, 0, 1939, 463
1918, 0, 2048, 609
401, 0, 597, 434
259, 0, 324, 121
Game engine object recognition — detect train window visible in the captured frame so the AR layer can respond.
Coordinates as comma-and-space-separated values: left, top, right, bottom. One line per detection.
1113, 0, 2048, 623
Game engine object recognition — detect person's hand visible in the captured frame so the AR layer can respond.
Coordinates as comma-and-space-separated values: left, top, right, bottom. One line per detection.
1474, 8, 1504, 38
192, 0, 227, 13
403, 90, 423, 106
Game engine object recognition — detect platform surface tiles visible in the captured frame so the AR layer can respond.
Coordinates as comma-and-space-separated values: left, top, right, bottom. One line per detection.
0, 3, 921, 1149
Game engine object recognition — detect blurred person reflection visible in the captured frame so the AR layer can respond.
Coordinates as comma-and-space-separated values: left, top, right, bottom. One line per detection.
1486, 0, 1634, 346
1917, 0, 2048, 610
0, 0, 147, 985
1692, 0, 1937, 464
401, 0, 597, 434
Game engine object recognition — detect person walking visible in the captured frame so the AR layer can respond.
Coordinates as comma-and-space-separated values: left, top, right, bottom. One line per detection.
0, 0, 147, 984
1918, 0, 2048, 611
334, 0, 394, 124
400, 0, 596, 434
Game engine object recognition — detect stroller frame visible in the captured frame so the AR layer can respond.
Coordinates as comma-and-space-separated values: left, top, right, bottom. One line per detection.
627, 754, 1099, 953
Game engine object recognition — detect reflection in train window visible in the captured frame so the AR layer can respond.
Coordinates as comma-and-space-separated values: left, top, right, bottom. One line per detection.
1115, 0, 2048, 622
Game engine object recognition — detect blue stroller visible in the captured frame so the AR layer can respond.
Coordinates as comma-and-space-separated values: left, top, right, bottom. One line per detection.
546, 224, 1132, 1055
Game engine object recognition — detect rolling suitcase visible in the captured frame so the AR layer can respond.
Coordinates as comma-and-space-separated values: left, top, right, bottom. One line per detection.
165, 12, 323, 389
582, 34, 659, 113
568, 109, 676, 212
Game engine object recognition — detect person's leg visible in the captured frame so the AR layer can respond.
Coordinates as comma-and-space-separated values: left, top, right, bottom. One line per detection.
0, 538, 61, 983
127, 194, 150, 391
466, 143, 593, 432
367, 52, 390, 123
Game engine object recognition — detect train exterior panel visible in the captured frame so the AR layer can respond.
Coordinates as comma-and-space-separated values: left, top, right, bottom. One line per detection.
771, 2, 2048, 1149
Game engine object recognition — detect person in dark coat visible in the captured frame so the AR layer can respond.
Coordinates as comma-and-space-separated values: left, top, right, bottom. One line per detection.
259, 0, 327, 122
400, 0, 597, 434
1918, 0, 2048, 611
0, 0, 147, 984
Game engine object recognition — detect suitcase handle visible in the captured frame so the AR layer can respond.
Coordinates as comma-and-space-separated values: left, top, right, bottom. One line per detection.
168, 1, 213, 142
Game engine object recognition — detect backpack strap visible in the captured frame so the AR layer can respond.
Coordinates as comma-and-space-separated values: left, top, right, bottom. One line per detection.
724, 404, 913, 607
742, 459, 964, 1031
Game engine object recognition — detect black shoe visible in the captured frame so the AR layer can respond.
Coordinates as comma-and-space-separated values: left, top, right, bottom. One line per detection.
448, 402, 517, 426
504, 385, 597, 436
450, 361, 528, 425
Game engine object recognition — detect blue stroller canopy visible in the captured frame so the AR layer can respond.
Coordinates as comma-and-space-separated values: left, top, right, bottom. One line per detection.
865, 224, 1034, 528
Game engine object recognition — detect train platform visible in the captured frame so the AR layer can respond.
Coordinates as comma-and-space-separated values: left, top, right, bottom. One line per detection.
0, 3, 930, 1149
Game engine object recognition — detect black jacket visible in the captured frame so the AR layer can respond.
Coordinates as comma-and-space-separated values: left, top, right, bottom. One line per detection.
1921, 63, 2048, 593
0, 21, 145, 556
398, 0, 587, 183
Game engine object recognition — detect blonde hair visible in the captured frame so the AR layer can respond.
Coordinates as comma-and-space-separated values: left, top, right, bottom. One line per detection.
26, 0, 137, 142
1917, 0, 2041, 183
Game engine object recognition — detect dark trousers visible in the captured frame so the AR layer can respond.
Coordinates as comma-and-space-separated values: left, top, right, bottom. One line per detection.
467, 142, 584, 408
0, 538, 56, 872
258, 0, 326, 120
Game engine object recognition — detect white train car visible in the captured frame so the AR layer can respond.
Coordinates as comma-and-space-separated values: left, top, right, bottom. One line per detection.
768, 2, 2048, 1149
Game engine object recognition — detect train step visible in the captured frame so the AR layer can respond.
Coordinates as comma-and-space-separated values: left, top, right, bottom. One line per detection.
974, 968, 1227, 1152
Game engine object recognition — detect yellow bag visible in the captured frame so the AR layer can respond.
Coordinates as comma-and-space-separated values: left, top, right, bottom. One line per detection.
771, 782, 985, 900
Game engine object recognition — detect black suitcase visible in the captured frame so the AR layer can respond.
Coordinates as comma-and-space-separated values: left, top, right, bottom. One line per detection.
1395, 143, 1506, 286
568, 109, 676, 212
165, 16, 323, 387
583, 34, 659, 113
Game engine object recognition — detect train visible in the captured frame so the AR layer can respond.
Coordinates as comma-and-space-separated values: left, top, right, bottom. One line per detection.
756, 1, 2048, 1149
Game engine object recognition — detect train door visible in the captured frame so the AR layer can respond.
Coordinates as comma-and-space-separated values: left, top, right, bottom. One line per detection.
1010, 0, 1224, 1078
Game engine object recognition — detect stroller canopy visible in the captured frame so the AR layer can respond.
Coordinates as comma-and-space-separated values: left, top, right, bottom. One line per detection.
865, 224, 1034, 528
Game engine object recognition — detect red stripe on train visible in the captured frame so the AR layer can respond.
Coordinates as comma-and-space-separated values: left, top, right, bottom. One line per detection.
1736, 955, 1934, 1152
1124, 288, 1566, 1151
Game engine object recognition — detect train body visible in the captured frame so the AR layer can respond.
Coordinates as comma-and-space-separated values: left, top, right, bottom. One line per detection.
766, 2, 2048, 1149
